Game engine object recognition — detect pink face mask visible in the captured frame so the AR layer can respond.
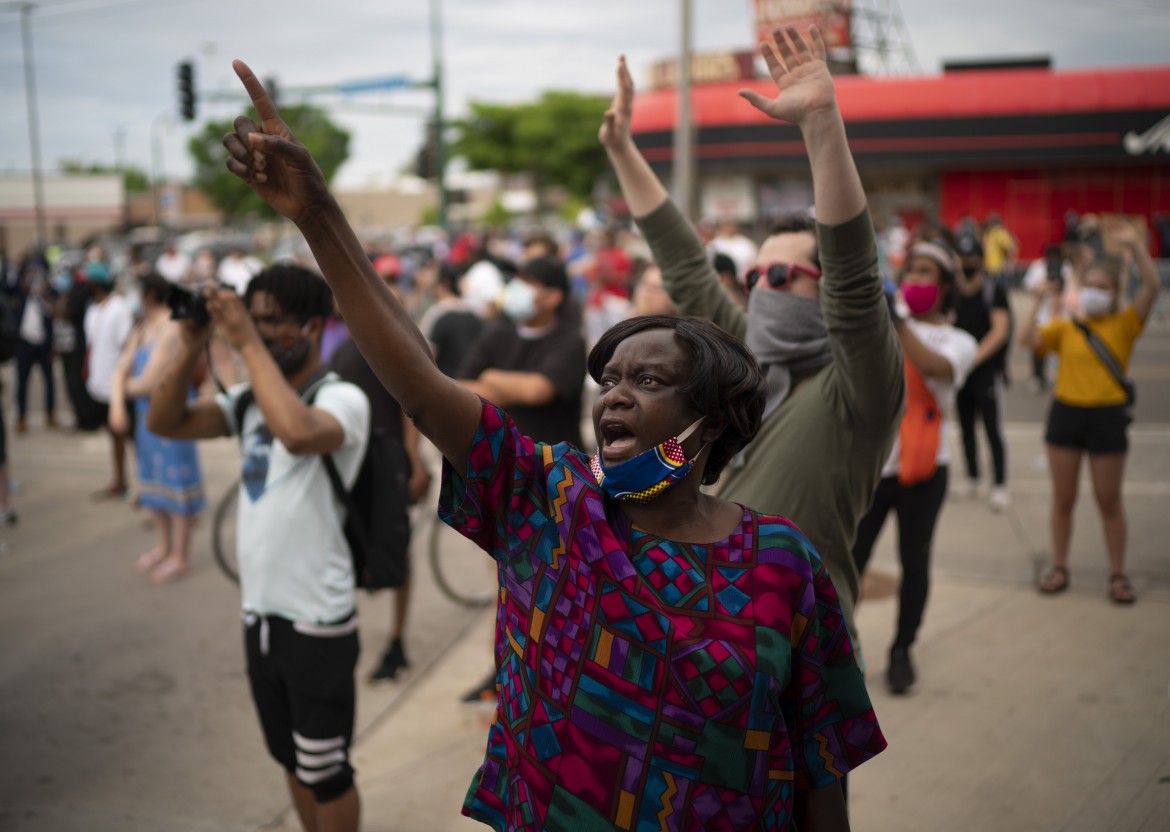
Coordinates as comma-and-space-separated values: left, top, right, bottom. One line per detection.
902, 284, 940, 315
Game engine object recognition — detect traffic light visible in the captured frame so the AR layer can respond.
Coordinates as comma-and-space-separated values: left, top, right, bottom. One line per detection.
177, 61, 196, 121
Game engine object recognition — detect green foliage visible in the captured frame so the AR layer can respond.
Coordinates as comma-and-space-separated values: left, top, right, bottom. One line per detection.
418, 204, 439, 226
450, 91, 610, 201
57, 159, 151, 193
187, 105, 350, 220
481, 200, 512, 229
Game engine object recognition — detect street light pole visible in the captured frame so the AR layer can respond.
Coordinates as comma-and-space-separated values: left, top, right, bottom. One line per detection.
17, 2, 48, 245
150, 112, 169, 228
429, 0, 448, 230
672, 0, 695, 221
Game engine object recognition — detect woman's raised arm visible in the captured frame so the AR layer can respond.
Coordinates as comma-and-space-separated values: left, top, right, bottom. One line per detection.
222, 60, 481, 471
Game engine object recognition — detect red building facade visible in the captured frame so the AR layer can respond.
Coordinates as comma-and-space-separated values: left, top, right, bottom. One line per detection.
630, 64, 1170, 258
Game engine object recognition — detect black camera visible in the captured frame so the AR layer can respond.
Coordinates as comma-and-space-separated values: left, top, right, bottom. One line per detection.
168, 282, 234, 325
1046, 260, 1065, 293
166, 283, 211, 325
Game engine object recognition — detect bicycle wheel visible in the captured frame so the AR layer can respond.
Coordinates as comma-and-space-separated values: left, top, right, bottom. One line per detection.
428, 512, 495, 609
212, 479, 240, 585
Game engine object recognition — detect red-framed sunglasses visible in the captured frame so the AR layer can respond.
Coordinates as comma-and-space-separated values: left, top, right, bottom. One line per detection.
744, 262, 823, 293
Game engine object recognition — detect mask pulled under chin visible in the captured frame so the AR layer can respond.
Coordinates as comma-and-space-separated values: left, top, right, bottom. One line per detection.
590, 417, 705, 504
265, 334, 311, 377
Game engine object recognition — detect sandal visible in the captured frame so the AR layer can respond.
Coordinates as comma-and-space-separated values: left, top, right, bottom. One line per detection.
1038, 565, 1069, 594
1109, 574, 1136, 605
150, 556, 190, 585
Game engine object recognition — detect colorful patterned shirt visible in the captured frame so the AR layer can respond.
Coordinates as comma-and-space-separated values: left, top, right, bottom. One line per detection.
440, 401, 886, 831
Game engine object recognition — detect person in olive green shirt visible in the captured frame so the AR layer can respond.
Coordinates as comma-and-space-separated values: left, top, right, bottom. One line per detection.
599, 26, 904, 661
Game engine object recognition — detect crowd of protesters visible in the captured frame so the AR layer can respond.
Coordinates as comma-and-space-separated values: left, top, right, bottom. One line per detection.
0, 22, 1163, 831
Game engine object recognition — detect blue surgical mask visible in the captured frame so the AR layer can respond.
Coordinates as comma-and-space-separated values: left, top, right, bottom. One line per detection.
51, 272, 74, 293
590, 417, 705, 504
501, 279, 538, 323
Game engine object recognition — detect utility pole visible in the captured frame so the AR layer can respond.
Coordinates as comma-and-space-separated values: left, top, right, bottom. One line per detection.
16, 2, 48, 245
429, 0, 448, 230
672, 0, 695, 221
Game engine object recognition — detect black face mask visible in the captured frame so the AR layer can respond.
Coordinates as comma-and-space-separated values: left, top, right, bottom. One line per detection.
263, 331, 311, 377
961, 265, 980, 279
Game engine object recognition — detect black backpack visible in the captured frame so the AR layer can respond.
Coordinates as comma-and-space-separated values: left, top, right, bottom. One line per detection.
233, 373, 411, 590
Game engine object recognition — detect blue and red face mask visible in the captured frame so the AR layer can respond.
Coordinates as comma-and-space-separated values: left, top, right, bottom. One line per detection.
590, 418, 706, 504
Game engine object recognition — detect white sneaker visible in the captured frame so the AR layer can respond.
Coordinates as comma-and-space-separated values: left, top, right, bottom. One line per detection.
953, 478, 979, 500
989, 486, 1010, 512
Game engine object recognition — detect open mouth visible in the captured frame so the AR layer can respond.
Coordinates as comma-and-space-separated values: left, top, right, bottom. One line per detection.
599, 422, 638, 461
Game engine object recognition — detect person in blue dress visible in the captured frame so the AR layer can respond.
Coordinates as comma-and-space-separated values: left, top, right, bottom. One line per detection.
110, 273, 205, 583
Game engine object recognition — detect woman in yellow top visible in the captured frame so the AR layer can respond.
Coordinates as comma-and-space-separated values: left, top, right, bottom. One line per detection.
1018, 218, 1161, 603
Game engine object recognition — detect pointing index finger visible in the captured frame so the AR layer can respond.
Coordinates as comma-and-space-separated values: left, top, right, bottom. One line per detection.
232, 59, 280, 125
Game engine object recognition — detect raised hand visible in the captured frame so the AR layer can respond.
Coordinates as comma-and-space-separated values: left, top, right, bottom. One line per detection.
1103, 215, 1140, 249
223, 60, 331, 223
599, 55, 635, 151
204, 286, 260, 353
739, 26, 837, 129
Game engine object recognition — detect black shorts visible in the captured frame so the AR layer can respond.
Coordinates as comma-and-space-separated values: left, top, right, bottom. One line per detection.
93, 399, 136, 439
244, 613, 360, 802
1045, 400, 1129, 454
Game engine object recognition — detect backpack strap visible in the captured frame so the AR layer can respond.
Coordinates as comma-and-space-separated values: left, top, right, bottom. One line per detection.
1072, 319, 1134, 404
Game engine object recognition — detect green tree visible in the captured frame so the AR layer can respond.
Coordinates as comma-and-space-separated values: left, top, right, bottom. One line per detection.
58, 159, 151, 193
449, 91, 609, 211
188, 104, 350, 220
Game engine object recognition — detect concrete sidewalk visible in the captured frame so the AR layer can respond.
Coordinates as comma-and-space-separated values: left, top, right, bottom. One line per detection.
267, 454, 1170, 832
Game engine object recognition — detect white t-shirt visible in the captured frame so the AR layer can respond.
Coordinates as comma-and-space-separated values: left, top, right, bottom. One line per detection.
881, 319, 978, 478
155, 251, 192, 284
217, 255, 264, 295
216, 375, 370, 624
83, 294, 134, 403
1023, 258, 1074, 327
709, 233, 758, 285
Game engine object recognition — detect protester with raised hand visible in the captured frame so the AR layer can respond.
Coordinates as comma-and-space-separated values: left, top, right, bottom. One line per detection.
217, 50, 884, 831
1020, 217, 1160, 604
599, 26, 904, 666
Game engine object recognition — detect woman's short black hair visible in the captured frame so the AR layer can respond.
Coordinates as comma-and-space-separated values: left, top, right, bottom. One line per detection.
244, 263, 334, 323
138, 272, 172, 305
588, 315, 767, 486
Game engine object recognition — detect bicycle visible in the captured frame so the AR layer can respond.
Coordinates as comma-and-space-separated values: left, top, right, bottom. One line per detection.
212, 478, 240, 585
427, 510, 495, 609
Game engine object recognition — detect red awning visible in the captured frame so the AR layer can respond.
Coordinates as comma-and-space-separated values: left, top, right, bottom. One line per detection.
630, 64, 1170, 132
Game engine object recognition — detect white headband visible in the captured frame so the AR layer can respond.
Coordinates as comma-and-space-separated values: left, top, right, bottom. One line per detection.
907, 241, 960, 276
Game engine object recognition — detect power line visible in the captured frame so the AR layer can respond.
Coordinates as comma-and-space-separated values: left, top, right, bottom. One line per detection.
0, 0, 200, 27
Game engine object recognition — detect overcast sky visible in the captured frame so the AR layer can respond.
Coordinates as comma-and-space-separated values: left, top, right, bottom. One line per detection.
2, 0, 1168, 190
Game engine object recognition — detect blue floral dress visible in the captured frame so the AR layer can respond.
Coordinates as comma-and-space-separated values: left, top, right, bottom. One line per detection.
132, 344, 204, 515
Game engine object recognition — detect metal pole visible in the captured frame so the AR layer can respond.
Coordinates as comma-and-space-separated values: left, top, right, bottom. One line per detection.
672, 0, 695, 221
19, 3, 48, 245
430, 0, 448, 230
150, 112, 167, 227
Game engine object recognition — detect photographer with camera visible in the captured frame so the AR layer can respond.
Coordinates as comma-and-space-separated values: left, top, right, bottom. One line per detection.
108, 273, 205, 583
1020, 217, 1160, 605
1022, 244, 1074, 391
147, 264, 370, 832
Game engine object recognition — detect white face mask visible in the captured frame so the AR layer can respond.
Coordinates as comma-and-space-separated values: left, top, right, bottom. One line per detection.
1080, 287, 1113, 318
126, 288, 143, 318
501, 279, 539, 323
